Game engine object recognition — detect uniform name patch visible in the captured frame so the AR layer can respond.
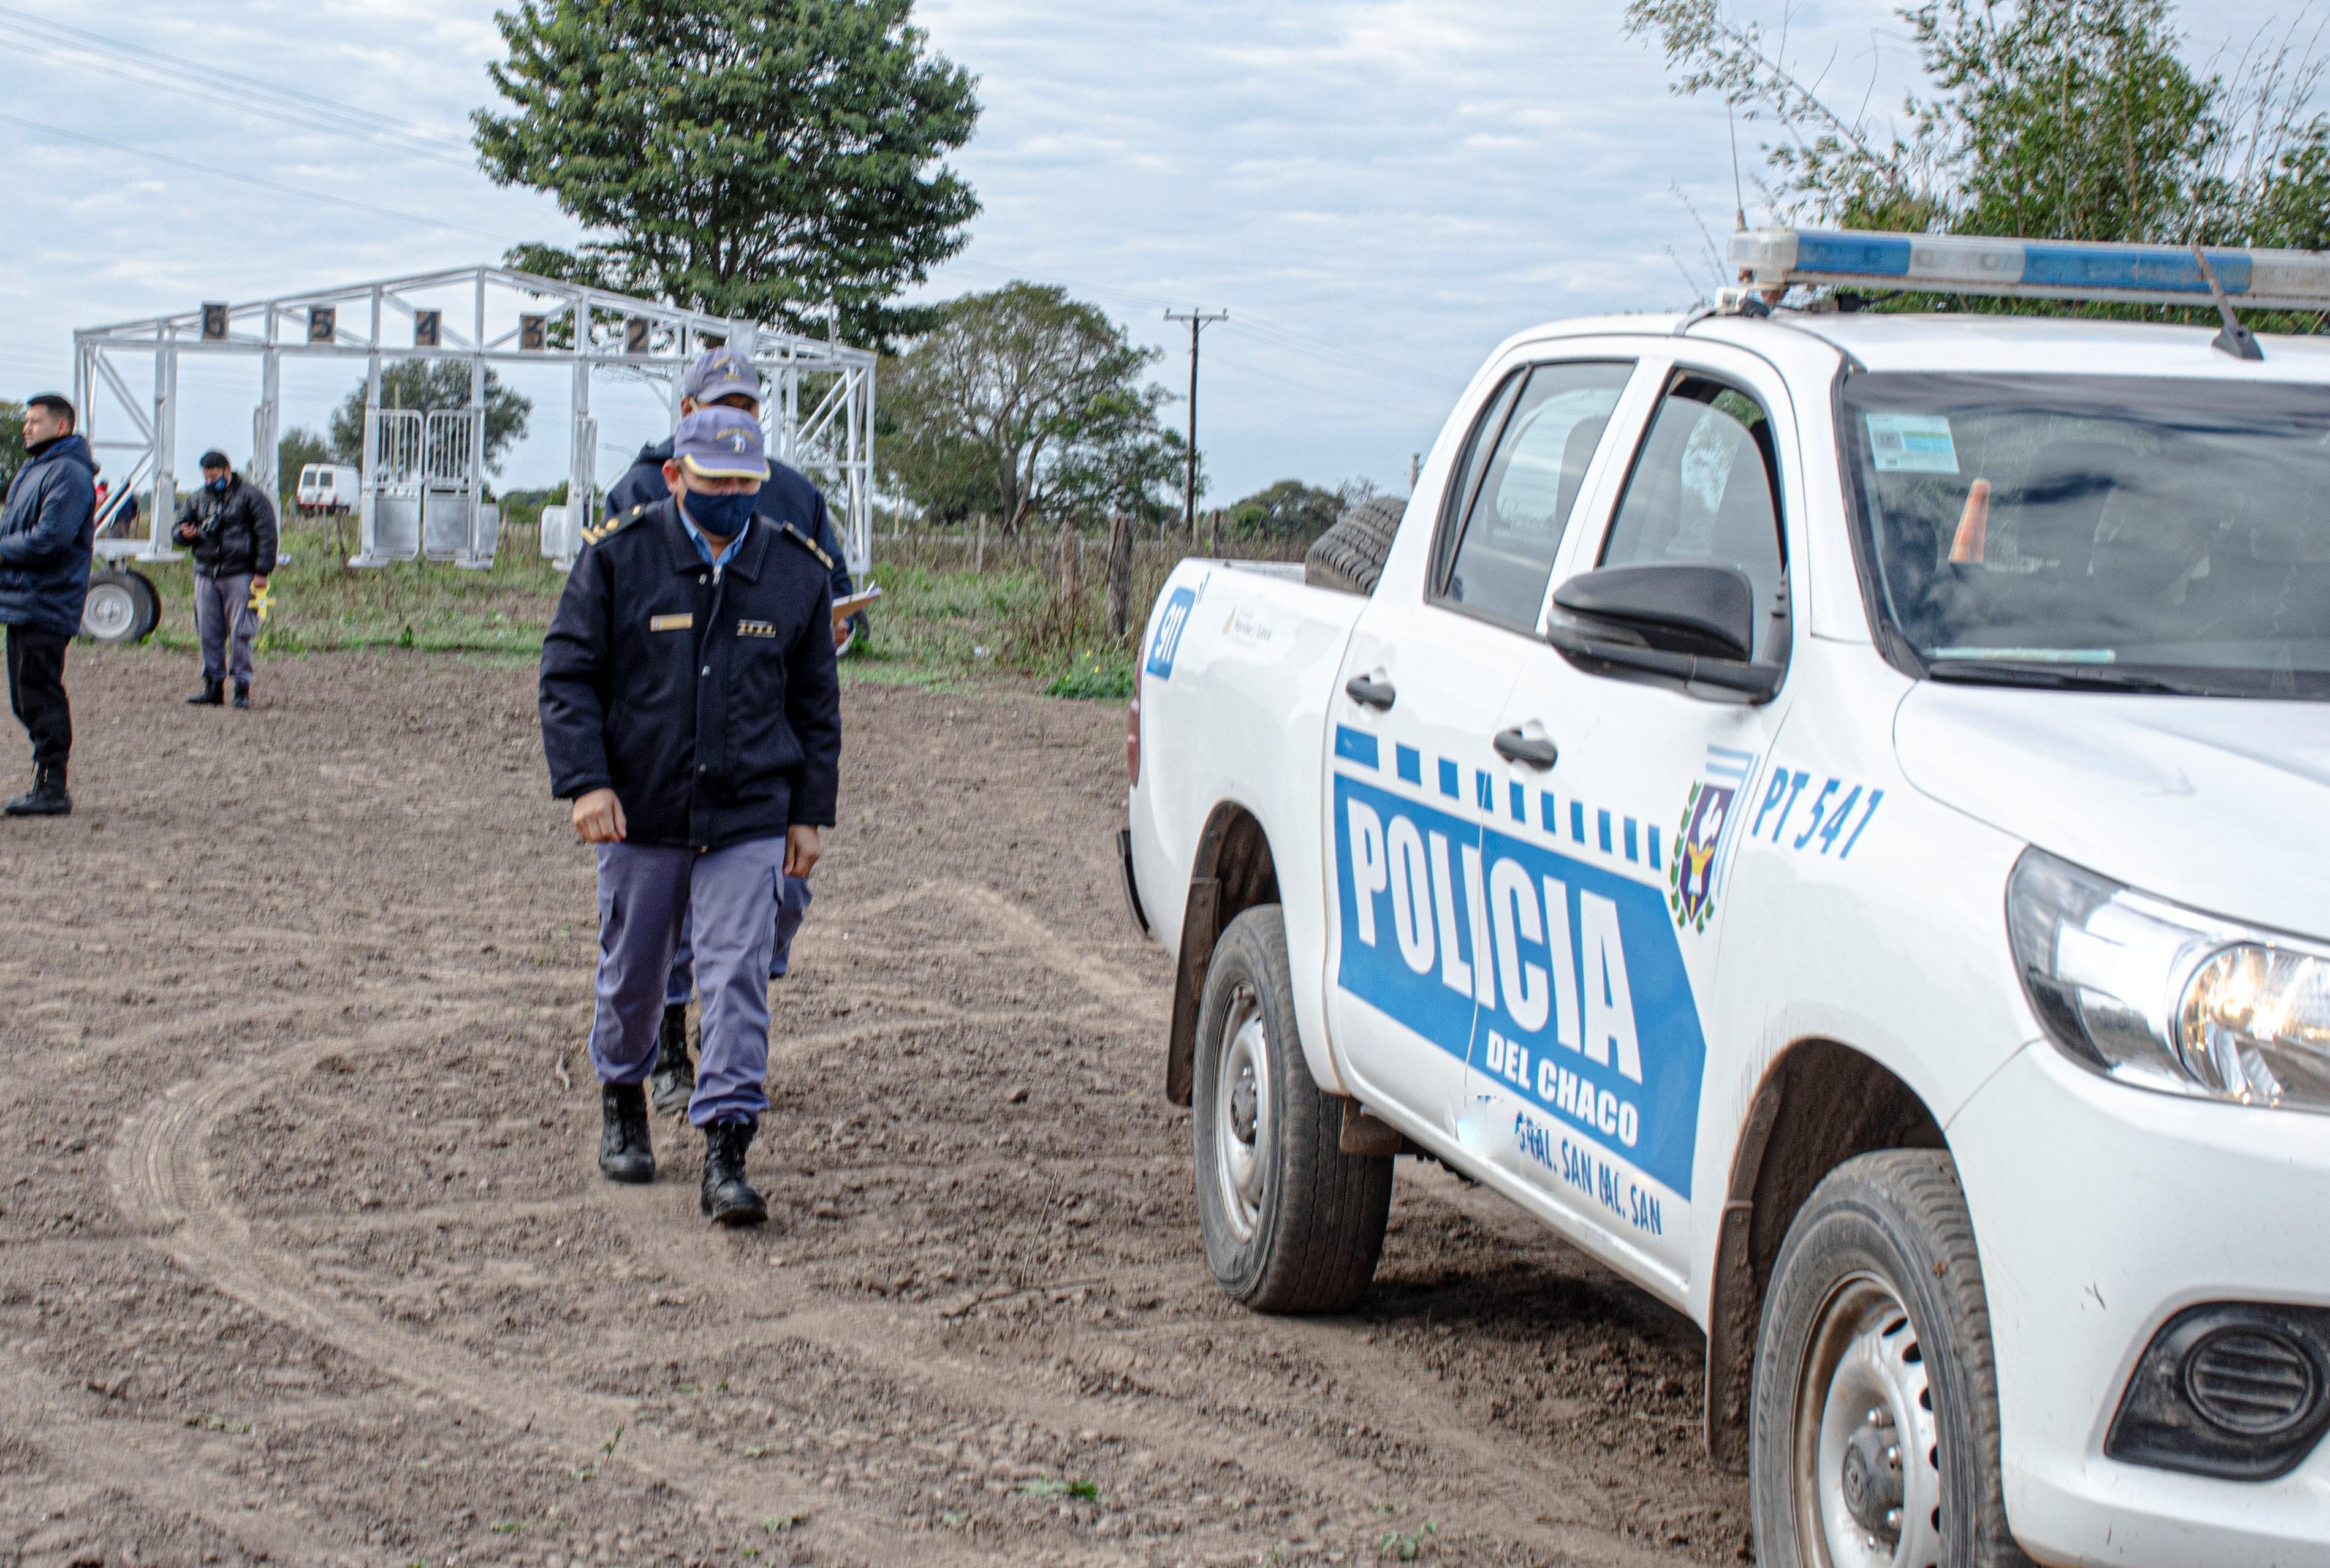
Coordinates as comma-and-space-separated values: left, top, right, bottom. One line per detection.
650, 613, 693, 632
736, 619, 778, 638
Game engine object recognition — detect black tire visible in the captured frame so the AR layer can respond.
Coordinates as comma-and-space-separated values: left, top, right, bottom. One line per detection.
1191, 905, 1392, 1312
81, 569, 158, 645
1751, 1150, 2032, 1568
1303, 496, 1405, 596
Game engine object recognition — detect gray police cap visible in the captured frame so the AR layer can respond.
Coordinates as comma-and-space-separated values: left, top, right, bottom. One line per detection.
683, 347, 761, 404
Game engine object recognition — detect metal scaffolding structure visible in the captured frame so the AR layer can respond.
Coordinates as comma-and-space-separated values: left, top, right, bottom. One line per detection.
72, 265, 878, 573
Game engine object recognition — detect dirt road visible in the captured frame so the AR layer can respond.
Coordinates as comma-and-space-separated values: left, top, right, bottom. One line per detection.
0, 651, 1748, 1567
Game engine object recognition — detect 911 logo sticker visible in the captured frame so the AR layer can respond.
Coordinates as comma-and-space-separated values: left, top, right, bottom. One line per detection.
1334, 771, 1706, 1197
1144, 585, 1199, 680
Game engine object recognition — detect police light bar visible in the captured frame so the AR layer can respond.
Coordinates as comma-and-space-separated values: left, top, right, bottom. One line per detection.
1728, 227, 2330, 311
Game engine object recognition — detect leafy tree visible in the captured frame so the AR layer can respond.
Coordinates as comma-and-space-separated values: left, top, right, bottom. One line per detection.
0, 400, 25, 493
475, 0, 979, 348
328, 362, 533, 474
1226, 479, 1345, 541
883, 284, 1183, 531
1629, 0, 2330, 300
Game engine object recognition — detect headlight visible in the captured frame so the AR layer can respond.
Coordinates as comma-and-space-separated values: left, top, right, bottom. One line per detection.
2006, 847, 2330, 1113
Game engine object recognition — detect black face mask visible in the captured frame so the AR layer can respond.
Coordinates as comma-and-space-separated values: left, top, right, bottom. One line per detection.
685, 489, 757, 540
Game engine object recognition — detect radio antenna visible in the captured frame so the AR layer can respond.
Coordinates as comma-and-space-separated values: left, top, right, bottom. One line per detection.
1729, 100, 1747, 231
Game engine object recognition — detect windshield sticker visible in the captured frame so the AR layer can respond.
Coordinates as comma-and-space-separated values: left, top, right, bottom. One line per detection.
1334, 771, 1706, 1197
1864, 412, 1960, 474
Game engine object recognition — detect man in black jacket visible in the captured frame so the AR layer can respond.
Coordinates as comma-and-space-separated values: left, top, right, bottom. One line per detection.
173, 450, 278, 709
0, 393, 96, 817
540, 406, 841, 1225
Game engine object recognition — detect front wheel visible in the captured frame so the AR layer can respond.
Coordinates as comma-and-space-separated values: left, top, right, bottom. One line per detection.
1751, 1150, 2032, 1568
81, 569, 159, 644
1191, 905, 1391, 1313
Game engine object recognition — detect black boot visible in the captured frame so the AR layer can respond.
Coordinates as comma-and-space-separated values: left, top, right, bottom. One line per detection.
232, 682, 251, 710
649, 1004, 696, 1118
3, 762, 69, 817
598, 1083, 655, 1184
700, 1119, 767, 1226
186, 678, 224, 706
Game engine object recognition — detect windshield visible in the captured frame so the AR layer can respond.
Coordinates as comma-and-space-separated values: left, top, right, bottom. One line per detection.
1841, 373, 2330, 698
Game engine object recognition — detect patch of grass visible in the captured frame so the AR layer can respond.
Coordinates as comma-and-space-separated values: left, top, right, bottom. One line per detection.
1017, 1475, 1101, 1501
1379, 1519, 1440, 1561
761, 1510, 810, 1534
183, 1413, 251, 1434
1042, 647, 1135, 702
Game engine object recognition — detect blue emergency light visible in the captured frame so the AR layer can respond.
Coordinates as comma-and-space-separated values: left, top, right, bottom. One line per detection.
1728, 227, 2330, 311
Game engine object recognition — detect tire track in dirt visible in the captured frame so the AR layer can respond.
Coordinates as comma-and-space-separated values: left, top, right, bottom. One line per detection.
105, 1017, 1019, 1568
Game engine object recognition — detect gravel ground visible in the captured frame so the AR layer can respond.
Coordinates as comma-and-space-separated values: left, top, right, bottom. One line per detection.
0, 648, 1749, 1567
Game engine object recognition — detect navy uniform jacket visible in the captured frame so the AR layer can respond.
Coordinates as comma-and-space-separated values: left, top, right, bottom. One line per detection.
605, 439, 854, 600
540, 495, 841, 850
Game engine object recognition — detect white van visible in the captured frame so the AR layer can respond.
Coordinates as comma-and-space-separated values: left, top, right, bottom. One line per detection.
295, 463, 357, 515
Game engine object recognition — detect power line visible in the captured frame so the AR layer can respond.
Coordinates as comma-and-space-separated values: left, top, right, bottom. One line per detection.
0, 110, 519, 246
0, 5, 471, 154
0, 27, 480, 167
1163, 306, 1227, 536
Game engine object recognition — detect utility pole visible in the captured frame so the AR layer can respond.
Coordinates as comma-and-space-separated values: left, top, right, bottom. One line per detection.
1164, 307, 1228, 536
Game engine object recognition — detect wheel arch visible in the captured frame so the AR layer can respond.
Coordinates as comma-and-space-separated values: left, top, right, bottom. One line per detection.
1702, 1037, 1948, 1472
1165, 800, 1281, 1107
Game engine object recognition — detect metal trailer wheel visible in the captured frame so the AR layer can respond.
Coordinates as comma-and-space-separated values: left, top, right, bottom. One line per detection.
1190, 905, 1392, 1314
1751, 1150, 2033, 1568
81, 569, 158, 645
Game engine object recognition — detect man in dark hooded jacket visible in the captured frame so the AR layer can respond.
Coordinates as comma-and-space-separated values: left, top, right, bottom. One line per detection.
173, 450, 278, 709
0, 393, 96, 817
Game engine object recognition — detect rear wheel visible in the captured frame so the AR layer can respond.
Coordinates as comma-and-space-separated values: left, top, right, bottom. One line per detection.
81, 569, 158, 645
1751, 1150, 2032, 1568
1191, 905, 1392, 1312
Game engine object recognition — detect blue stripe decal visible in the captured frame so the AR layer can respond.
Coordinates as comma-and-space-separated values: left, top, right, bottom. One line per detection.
1438, 758, 1460, 800
1797, 232, 1911, 277
1397, 744, 1422, 785
1624, 817, 1639, 863
1475, 769, 1495, 811
2021, 243, 2247, 295
1540, 791, 1558, 833
1571, 800, 1586, 842
1649, 824, 1662, 872
1509, 781, 1526, 823
1598, 808, 1614, 854
1334, 725, 1380, 768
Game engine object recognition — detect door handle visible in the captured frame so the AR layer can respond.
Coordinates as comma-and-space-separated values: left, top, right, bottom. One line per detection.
1345, 675, 1397, 711
1493, 728, 1558, 770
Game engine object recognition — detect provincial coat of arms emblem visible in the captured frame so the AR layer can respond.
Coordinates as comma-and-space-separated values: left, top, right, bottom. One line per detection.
1670, 779, 1735, 932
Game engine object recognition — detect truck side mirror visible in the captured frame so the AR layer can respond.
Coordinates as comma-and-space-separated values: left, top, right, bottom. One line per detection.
1546, 562, 1781, 701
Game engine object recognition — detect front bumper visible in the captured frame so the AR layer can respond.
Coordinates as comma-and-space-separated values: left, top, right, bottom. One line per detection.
1949, 1042, 2330, 1566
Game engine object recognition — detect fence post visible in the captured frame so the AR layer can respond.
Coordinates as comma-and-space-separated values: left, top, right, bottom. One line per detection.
975, 513, 987, 574
1105, 513, 1134, 643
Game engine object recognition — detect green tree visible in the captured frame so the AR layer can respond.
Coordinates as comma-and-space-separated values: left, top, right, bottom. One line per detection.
1226, 479, 1345, 542
883, 284, 1183, 532
475, 0, 979, 348
328, 362, 533, 474
1629, 0, 2330, 279
0, 400, 25, 493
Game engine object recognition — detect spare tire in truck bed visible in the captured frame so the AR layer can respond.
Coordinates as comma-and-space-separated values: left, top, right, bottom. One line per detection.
1303, 496, 1405, 596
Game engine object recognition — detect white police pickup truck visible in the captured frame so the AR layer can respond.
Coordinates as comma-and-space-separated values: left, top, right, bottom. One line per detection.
1120, 230, 2330, 1567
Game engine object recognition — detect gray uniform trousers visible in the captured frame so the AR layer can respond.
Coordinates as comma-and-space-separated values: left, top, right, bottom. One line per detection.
590, 835, 786, 1127
192, 572, 257, 686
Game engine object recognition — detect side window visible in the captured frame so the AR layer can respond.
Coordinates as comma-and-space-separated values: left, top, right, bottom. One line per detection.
1601, 374, 1786, 659
1433, 362, 1634, 633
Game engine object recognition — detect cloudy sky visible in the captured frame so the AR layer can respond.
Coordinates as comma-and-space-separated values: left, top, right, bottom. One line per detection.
0, 0, 2313, 501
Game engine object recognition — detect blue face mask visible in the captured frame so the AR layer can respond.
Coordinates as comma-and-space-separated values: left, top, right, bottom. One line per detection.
685, 488, 757, 540
206, 475, 229, 493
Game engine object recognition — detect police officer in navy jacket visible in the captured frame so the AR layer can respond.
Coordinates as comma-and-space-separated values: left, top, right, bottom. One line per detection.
609, 348, 859, 1117
540, 405, 840, 1224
